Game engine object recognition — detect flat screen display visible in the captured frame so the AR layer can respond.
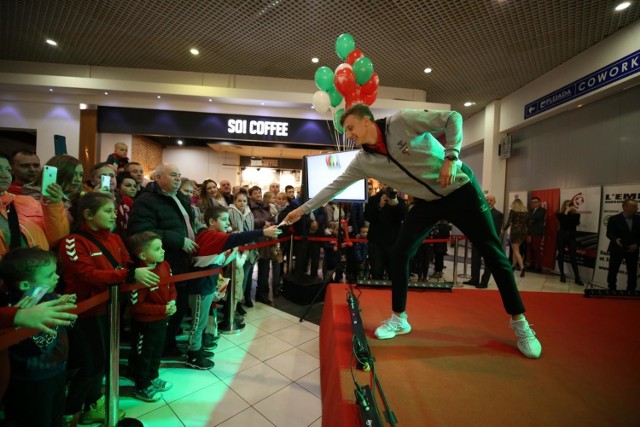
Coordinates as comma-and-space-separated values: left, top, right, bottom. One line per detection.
303, 150, 368, 203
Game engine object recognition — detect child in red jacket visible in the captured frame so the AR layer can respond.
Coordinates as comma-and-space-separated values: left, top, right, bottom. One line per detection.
127, 231, 176, 402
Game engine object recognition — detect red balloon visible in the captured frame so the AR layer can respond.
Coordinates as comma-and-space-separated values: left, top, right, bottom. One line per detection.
334, 67, 357, 97
345, 49, 364, 66
362, 90, 378, 106
344, 86, 362, 108
361, 71, 379, 96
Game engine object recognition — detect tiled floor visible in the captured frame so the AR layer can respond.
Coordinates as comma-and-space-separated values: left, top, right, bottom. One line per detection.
110, 303, 323, 427
98, 258, 588, 427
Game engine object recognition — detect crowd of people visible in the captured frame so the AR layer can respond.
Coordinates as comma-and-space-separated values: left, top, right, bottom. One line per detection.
1, 115, 638, 425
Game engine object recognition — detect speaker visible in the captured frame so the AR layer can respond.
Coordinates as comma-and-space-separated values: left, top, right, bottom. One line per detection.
282, 274, 326, 305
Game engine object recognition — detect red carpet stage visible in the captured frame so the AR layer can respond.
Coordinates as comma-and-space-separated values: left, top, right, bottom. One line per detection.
319, 285, 640, 426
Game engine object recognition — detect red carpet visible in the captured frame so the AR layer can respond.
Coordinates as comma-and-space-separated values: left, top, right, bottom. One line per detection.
319, 284, 640, 426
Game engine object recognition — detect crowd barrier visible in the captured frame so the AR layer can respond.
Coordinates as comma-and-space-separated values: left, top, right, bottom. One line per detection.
0, 231, 469, 426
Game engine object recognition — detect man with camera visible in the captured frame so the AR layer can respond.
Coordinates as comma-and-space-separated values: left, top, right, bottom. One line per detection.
364, 185, 407, 280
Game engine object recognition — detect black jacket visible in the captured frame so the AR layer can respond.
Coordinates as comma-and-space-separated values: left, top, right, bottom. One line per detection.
128, 186, 195, 275
364, 191, 407, 246
606, 213, 640, 254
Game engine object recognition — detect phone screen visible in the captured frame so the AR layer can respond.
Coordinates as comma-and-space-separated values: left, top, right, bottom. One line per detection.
24, 285, 49, 305
101, 175, 111, 191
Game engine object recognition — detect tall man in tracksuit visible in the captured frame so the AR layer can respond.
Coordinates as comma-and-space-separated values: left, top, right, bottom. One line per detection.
283, 104, 542, 359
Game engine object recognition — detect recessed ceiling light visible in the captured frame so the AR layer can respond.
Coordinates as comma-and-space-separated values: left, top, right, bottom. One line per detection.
311, 57, 319, 63
190, 48, 199, 55
424, 67, 433, 73
104, 91, 109, 95
615, 2, 631, 11
157, 95, 161, 99
208, 98, 212, 102
46, 39, 57, 46
79, 103, 88, 110
261, 102, 265, 106
177, 140, 183, 145
463, 101, 476, 107
49, 88, 54, 92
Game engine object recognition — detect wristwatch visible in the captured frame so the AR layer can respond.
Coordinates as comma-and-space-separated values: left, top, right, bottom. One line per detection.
445, 154, 458, 161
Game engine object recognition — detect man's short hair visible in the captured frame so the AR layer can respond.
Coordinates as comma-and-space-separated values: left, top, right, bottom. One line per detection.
0, 247, 56, 288
340, 103, 374, 127
531, 197, 540, 202
10, 150, 39, 164
622, 198, 637, 207
124, 162, 142, 171
90, 161, 113, 179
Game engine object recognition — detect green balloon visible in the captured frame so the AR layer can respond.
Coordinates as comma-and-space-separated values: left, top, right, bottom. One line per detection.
335, 33, 355, 60
327, 87, 343, 108
334, 108, 345, 133
314, 66, 334, 91
353, 56, 374, 85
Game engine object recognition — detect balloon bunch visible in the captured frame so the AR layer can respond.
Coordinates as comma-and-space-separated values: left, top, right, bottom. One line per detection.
312, 33, 379, 134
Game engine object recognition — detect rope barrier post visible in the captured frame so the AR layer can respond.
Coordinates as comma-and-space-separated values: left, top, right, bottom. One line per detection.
219, 259, 244, 335
106, 285, 142, 427
457, 237, 471, 280
452, 236, 461, 287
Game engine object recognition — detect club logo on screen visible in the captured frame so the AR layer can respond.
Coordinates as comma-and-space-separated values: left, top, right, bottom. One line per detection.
325, 154, 341, 169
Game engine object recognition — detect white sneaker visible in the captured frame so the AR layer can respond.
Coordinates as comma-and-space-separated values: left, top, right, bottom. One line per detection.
510, 317, 542, 359
374, 314, 412, 339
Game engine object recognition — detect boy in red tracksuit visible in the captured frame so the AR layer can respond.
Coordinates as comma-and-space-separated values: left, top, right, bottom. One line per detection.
185, 206, 281, 369
127, 231, 176, 402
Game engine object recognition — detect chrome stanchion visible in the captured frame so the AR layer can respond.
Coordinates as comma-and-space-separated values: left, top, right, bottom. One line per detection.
106, 285, 142, 427
458, 238, 471, 280
452, 237, 463, 287
219, 260, 244, 335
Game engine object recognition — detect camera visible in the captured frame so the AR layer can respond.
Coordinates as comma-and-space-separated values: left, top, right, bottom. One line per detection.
385, 187, 398, 199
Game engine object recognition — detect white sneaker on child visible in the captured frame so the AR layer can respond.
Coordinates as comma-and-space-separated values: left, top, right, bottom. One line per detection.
510, 317, 542, 359
374, 313, 412, 340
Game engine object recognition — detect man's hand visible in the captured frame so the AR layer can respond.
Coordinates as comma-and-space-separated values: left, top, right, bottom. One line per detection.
282, 207, 304, 226
616, 238, 623, 248
263, 225, 282, 238
183, 238, 199, 254
13, 297, 78, 334
166, 301, 177, 315
43, 182, 64, 204
379, 194, 388, 208
134, 267, 160, 287
438, 158, 457, 188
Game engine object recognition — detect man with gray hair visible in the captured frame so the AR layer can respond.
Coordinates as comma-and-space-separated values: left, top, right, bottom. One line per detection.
128, 163, 198, 356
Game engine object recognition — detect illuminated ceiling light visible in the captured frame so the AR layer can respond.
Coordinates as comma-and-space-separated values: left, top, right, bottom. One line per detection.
463, 101, 476, 107
261, 102, 265, 105
190, 48, 199, 55
615, 2, 631, 11
208, 98, 213, 102
423, 67, 433, 73
157, 95, 161, 99
49, 88, 54, 92
104, 91, 109, 95
311, 57, 319, 63
79, 103, 88, 110
46, 39, 57, 46
177, 140, 183, 145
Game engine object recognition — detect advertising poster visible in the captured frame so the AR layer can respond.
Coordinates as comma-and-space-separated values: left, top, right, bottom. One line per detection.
593, 184, 640, 287
557, 187, 602, 279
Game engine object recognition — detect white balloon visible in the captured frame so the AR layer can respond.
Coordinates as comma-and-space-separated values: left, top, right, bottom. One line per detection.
312, 90, 331, 114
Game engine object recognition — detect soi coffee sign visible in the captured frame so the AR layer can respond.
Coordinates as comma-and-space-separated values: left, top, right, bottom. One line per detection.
227, 119, 289, 136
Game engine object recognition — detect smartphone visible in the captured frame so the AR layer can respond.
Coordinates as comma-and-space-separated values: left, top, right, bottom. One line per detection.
101, 175, 111, 191
41, 165, 58, 197
54, 135, 67, 155
24, 285, 49, 305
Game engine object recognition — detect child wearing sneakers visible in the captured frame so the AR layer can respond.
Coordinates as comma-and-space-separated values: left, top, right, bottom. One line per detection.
127, 231, 176, 402
185, 206, 281, 369
0, 247, 76, 427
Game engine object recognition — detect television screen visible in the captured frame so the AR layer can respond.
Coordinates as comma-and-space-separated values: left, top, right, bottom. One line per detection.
303, 150, 368, 203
